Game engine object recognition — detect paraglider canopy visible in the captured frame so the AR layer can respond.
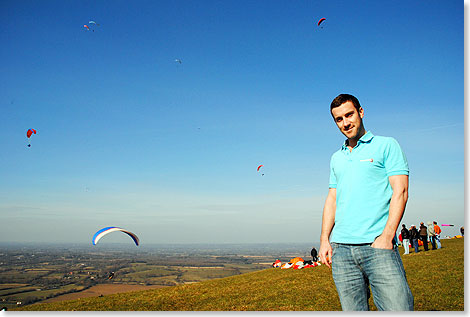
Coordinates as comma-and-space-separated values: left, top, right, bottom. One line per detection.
317, 18, 326, 26
92, 227, 139, 246
26, 129, 36, 138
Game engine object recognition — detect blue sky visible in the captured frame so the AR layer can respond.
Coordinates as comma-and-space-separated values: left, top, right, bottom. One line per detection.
0, 0, 464, 245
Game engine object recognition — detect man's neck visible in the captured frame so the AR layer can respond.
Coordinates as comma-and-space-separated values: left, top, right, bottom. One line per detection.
346, 129, 366, 151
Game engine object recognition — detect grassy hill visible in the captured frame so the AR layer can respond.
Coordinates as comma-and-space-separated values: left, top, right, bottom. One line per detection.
15, 238, 464, 311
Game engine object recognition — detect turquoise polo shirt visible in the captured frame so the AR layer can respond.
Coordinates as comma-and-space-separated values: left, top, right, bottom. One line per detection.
329, 131, 409, 244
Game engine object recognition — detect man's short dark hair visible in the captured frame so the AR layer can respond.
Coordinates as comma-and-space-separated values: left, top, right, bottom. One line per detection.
330, 94, 362, 115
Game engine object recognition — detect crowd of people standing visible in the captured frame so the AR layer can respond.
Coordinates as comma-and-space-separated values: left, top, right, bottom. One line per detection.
399, 221, 443, 254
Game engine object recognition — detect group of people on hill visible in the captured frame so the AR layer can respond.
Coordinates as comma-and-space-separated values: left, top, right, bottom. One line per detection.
399, 221, 443, 254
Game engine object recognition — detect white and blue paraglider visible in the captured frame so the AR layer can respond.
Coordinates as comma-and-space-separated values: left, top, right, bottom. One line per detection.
92, 227, 139, 246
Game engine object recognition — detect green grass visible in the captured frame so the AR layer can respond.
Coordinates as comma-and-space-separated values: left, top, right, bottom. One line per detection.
15, 238, 464, 311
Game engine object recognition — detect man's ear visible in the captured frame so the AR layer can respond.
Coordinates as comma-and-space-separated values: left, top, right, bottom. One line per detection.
359, 107, 364, 119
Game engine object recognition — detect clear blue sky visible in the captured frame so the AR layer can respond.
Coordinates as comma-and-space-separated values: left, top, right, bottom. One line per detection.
0, 0, 464, 245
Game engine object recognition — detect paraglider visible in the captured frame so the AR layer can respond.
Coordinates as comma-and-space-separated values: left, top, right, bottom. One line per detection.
87, 21, 99, 32
317, 18, 326, 28
84, 21, 99, 32
257, 164, 264, 176
92, 227, 140, 246
174, 59, 182, 64
26, 129, 36, 147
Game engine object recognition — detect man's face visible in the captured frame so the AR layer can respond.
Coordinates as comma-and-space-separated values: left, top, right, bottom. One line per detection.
331, 101, 364, 140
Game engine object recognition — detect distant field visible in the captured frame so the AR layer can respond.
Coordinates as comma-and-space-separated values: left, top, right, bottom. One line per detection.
0, 284, 27, 290
114, 262, 270, 286
42, 284, 166, 303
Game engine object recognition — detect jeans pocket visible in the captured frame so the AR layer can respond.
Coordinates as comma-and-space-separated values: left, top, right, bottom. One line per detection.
331, 242, 338, 258
369, 245, 394, 252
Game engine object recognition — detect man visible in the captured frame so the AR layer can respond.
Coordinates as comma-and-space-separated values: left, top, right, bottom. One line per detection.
310, 247, 318, 262
427, 221, 437, 250
318, 94, 414, 311
433, 221, 441, 249
410, 225, 420, 253
419, 222, 429, 251
401, 224, 411, 255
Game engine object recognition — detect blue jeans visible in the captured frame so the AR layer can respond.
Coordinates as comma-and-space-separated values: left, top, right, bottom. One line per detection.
331, 243, 414, 311
412, 238, 419, 253
435, 235, 441, 249
429, 236, 437, 249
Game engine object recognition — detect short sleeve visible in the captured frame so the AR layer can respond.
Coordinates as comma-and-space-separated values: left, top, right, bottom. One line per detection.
329, 156, 337, 188
384, 138, 409, 176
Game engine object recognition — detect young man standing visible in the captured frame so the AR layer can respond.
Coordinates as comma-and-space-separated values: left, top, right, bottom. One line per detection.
410, 225, 420, 253
401, 224, 411, 255
419, 222, 429, 251
318, 94, 414, 311
433, 221, 442, 249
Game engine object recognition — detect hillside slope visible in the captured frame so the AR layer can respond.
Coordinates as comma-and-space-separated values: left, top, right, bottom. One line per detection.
17, 239, 464, 311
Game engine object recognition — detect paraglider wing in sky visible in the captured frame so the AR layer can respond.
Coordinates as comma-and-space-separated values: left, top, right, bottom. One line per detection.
257, 164, 264, 176
317, 18, 326, 27
84, 24, 90, 31
92, 227, 140, 246
26, 128, 36, 147
26, 128, 36, 138
174, 59, 182, 64
87, 21, 99, 32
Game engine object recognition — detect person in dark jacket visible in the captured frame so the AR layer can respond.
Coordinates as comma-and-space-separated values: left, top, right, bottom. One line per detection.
419, 222, 429, 251
401, 224, 410, 255
311, 247, 318, 262
409, 225, 420, 253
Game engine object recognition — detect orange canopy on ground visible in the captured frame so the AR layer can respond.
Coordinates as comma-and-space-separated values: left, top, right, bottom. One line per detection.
289, 257, 304, 264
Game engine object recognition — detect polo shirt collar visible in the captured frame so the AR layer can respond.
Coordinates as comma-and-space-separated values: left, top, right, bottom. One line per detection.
341, 131, 374, 150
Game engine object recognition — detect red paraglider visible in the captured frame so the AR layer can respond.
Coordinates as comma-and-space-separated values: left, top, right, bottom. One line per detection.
257, 164, 265, 176
317, 18, 326, 27
26, 129, 36, 147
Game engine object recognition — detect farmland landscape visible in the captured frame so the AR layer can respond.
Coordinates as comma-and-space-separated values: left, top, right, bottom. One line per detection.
0, 242, 314, 310
1, 238, 464, 311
